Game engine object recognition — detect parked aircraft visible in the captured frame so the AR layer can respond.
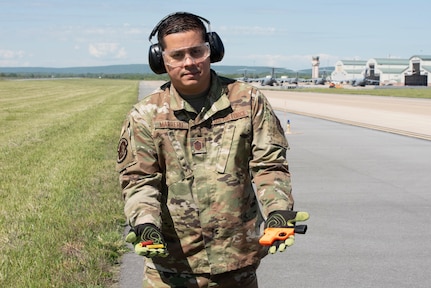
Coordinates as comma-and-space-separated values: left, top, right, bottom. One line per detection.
350, 68, 380, 86
278, 75, 299, 85
257, 68, 298, 86
236, 68, 255, 83
236, 67, 307, 87
312, 70, 328, 85
259, 67, 279, 86
313, 76, 327, 85
351, 77, 380, 87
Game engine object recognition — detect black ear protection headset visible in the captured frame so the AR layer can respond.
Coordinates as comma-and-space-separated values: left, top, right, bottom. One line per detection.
148, 12, 225, 74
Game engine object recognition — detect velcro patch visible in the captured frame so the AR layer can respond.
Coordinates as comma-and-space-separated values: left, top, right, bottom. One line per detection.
117, 138, 128, 163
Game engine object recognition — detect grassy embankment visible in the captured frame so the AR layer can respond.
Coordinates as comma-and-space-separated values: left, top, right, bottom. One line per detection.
284, 86, 431, 99
0, 79, 137, 287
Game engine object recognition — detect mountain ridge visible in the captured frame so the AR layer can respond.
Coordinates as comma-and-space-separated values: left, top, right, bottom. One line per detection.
0, 64, 334, 76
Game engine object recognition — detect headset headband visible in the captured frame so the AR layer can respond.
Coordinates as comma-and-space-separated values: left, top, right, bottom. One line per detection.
148, 12, 211, 43
147, 12, 224, 74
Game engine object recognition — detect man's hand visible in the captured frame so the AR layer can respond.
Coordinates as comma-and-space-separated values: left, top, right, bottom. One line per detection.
262, 210, 309, 254
125, 223, 169, 258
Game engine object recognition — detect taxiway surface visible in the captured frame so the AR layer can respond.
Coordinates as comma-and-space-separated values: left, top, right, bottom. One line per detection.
118, 82, 431, 287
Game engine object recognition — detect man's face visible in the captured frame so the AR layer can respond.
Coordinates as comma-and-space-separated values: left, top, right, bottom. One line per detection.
162, 30, 211, 95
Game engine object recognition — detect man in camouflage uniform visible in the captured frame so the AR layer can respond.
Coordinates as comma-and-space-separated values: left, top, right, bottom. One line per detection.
116, 12, 308, 288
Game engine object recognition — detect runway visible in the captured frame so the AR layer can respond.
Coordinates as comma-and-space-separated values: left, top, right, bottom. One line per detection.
119, 82, 431, 287
258, 112, 431, 288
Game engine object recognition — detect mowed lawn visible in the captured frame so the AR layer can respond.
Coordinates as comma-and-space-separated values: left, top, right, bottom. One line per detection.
0, 79, 138, 287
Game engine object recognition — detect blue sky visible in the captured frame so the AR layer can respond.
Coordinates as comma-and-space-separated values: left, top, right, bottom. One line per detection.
1, 0, 430, 71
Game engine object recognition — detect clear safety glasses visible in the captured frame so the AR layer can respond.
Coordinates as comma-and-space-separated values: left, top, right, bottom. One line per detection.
162, 42, 211, 68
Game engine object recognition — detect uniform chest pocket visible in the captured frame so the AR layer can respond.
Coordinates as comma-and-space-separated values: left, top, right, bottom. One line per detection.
213, 111, 252, 174
153, 121, 192, 186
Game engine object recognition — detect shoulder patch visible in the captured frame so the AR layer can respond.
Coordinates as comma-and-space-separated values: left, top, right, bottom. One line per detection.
117, 138, 128, 163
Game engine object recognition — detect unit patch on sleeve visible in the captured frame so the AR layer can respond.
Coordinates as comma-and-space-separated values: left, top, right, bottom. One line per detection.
117, 138, 128, 163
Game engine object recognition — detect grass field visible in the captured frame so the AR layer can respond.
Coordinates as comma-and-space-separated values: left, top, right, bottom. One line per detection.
0, 79, 138, 287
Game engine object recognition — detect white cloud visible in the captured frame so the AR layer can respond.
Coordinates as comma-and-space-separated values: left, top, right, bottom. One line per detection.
88, 43, 127, 59
0, 49, 25, 59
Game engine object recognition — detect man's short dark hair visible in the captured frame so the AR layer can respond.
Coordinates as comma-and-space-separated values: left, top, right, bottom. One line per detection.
157, 13, 207, 49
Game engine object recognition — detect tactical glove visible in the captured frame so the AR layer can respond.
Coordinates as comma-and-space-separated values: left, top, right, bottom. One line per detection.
125, 223, 169, 258
263, 210, 309, 254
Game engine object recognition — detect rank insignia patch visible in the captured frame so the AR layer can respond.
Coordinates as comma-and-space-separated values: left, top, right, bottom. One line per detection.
117, 138, 128, 163
191, 137, 206, 155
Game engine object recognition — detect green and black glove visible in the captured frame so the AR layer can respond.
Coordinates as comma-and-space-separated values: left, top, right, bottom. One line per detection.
125, 223, 169, 258
264, 210, 309, 254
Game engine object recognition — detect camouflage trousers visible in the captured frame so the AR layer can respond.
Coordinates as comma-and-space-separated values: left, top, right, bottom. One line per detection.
143, 265, 259, 288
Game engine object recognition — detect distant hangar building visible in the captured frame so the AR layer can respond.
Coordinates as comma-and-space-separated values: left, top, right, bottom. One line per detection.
404, 55, 431, 86
366, 58, 409, 86
331, 60, 367, 83
330, 55, 431, 86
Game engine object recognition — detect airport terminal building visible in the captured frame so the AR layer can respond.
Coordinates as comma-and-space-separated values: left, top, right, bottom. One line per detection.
330, 55, 431, 86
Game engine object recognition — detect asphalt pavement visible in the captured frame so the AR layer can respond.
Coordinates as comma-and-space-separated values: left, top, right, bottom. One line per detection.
257, 112, 431, 288
118, 82, 431, 287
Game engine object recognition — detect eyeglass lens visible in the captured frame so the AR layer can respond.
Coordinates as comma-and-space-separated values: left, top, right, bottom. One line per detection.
163, 43, 210, 67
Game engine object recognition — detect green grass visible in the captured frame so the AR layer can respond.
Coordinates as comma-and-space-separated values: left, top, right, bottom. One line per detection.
0, 79, 138, 287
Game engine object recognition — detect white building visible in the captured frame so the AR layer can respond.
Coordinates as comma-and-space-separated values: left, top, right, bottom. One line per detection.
331, 60, 367, 83
330, 55, 431, 86
366, 58, 409, 86
404, 55, 431, 86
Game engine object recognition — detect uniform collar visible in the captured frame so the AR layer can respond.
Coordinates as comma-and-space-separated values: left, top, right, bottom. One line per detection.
170, 70, 232, 122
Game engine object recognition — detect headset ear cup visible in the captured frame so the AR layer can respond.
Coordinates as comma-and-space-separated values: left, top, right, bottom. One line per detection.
148, 43, 166, 74
207, 32, 224, 63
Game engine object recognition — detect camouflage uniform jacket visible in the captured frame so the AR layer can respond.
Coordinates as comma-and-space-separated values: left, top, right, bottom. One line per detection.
116, 71, 294, 275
